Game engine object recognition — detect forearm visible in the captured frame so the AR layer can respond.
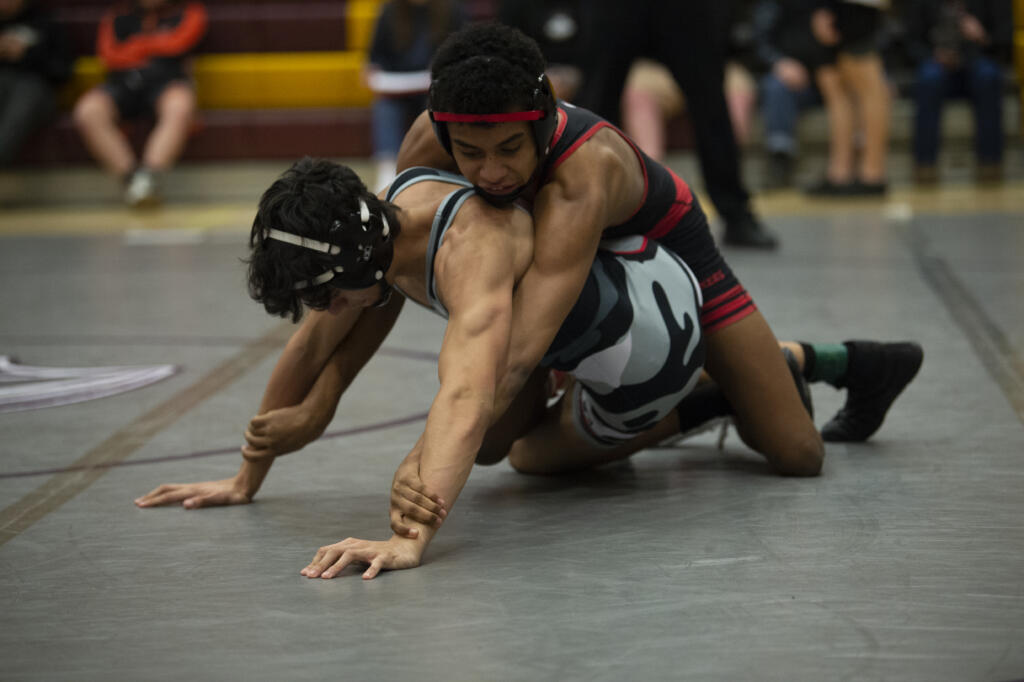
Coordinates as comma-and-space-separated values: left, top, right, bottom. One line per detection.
398, 393, 492, 551
232, 321, 345, 494
492, 363, 537, 424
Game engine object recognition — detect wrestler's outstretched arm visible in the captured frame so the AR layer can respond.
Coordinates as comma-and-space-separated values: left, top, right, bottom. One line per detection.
300, 203, 519, 579
134, 294, 405, 509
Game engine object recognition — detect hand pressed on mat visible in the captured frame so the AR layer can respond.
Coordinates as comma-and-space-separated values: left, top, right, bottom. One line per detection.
134, 478, 251, 509
301, 536, 423, 580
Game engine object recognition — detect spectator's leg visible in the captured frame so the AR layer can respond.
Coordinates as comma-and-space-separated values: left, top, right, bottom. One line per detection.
659, 8, 751, 224
621, 67, 671, 161
725, 63, 757, 147
72, 88, 135, 177
815, 65, 855, 185
837, 52, 889, 185
912, 59, 948, 176
0, 72, 56, 165
759, 73, 805, 188
760, 73, 801, 158
371, 96, 408, 190
966, 56, 1005, 171
141, 82, 196, 171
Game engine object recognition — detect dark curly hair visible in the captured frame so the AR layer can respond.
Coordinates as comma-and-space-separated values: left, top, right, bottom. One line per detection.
429, 22, 548, 115
246, 158, 399, 322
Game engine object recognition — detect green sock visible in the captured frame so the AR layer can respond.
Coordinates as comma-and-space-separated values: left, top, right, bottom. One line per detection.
799, 342, 849, 387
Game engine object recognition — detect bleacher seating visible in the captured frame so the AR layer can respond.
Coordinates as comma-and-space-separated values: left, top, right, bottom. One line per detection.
15, 0, 416, 164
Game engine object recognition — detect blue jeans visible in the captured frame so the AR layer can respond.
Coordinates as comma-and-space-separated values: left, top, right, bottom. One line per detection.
758, 73, 820, 156
372, 94, 427, 159
913, 56, 1005, 165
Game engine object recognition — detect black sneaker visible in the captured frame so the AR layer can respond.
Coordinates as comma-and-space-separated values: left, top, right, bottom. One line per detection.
848, 179, 887, 196
805, 177, 854, 197
723, 213, 779, 250
822, 341, 924, 442
783, 347, 813, 419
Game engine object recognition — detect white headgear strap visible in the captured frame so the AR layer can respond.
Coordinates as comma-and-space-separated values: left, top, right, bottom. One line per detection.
262, 199, 383, 290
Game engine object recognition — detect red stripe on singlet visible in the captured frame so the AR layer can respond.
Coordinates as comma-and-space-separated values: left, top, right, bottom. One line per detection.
700, 285, 756, 333
702, 284, 745, 310
644, 171, 694, 241
547, 121, 611, 175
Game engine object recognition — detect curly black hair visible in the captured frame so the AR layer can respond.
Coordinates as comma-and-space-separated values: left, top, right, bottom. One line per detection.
429, 22, 548, 115
246, 158, 399, 322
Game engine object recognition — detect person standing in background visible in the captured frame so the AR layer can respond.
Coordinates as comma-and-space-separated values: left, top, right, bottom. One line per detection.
806, 0, 891, 196
571, 0, 779, 250
0, 0, 71, 165
905, 0, 1012, 184
365, 0, 465, 190
750, 0, 826, 189
498, 0, 584, 101
71, 0, 207, 207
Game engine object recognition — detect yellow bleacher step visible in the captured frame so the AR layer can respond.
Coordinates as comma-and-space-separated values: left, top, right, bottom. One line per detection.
66, 52, 375, 110
347, 0, 382, 52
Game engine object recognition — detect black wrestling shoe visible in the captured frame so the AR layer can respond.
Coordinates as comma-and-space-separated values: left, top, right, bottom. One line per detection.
821, 341, 924, 442
723, 213, 779, 250
783, 347, 814, 419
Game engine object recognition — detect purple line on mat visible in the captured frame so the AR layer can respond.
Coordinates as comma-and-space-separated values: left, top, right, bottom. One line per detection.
0, 412, 429, 480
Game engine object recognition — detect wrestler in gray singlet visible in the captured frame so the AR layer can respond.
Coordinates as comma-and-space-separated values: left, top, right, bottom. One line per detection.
387, 167, 705, 447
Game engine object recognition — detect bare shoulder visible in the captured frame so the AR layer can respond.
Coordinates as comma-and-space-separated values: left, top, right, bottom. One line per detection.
541, 127, 644, 225
437, 197, 532, 286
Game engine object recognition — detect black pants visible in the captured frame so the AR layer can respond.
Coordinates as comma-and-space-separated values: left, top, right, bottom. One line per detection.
574, 0, 751, 224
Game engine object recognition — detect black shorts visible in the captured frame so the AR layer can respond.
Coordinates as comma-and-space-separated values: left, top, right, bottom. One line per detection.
656, 195, 757, 335
831, 3, 883, 60
102, 70, 190, 119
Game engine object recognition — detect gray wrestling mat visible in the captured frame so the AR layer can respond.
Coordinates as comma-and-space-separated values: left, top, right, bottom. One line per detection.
1, 175, 1022, 681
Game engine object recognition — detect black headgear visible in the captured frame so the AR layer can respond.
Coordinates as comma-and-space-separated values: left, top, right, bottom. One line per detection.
429, 72, 558, 161
263, 198, 394, 305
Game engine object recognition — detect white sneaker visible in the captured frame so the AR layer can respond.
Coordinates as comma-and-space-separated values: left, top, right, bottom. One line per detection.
124, 169, 160, 207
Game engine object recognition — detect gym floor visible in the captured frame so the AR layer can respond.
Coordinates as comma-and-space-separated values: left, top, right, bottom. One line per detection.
1, 156, 1023, 681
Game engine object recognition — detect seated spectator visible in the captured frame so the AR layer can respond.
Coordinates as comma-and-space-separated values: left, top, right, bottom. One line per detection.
365, 0, 464, 190
72, 0, 207, 207
0, 0, 71, 166
751, 0, 827, 189
807, 0, 891, 197
905, 0, 1012, 184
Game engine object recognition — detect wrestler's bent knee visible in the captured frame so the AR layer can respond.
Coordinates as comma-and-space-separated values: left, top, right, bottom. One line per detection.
772, 433, 825, 477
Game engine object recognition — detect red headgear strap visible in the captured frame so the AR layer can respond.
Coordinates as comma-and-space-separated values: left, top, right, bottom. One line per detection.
431, 111, 545, 123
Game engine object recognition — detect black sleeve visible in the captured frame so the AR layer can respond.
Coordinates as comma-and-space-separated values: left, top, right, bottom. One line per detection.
368, 4, 394, 66
901, 0, 932, 65
20, 13, 74, 84
982, 0, 1013, 60
751, 0, 785, 71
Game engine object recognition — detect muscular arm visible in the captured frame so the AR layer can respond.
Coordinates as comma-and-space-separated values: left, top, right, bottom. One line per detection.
237, 294, 406, 494
396, 209, 517, 542
302, 204, 522, 577
492, 142, 633, 420
136, 294, 404, 508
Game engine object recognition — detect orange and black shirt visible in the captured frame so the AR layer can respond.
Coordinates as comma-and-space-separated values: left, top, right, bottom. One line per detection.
97, 1, 207, 73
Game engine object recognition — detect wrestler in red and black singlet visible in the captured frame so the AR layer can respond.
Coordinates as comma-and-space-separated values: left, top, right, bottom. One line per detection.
537, 102, 756, 335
